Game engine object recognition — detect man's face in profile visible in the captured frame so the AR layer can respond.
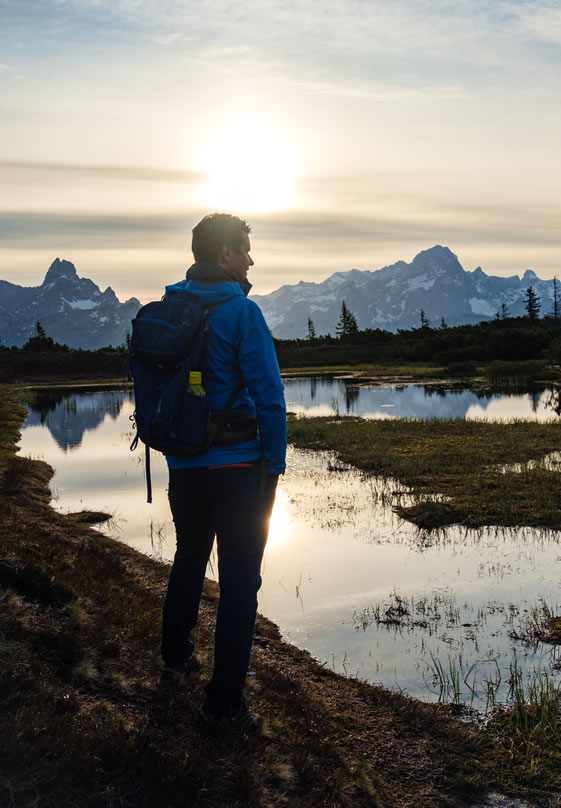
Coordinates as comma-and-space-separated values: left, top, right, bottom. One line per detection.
222, 232, 254, 283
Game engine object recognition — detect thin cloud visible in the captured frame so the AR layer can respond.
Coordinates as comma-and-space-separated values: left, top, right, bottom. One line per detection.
0, 160, 204, 184
3, 204, 555, 252
0, 211, 188, 248
290, 77, 469, 103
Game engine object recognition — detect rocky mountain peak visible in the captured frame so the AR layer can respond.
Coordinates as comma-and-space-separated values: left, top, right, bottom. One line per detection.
251, 246, 553, 338
0, 258, 141, 349
43, 258, 79, 285
409, 245, 462, 276
522, 269, 538, 283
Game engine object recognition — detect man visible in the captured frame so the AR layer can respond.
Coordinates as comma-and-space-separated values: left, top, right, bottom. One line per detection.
161, 213, 287, 731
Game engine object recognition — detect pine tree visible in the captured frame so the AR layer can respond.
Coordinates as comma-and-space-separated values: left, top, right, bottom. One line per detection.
420, 310, 431, 329
336, 301, 359, 337
346, 308, 359, 334
23, 321, 55, 352
307, 317, 316, 339
525, 286, 540, 321
500, 303, 510, 320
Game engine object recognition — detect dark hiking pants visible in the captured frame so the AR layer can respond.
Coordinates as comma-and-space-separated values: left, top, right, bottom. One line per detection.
161, 464, 277, 709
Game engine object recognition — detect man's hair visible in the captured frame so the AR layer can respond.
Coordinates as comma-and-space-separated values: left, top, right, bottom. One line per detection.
191, 213, 252, 264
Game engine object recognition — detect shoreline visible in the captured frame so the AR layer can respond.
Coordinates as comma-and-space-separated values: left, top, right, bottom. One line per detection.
2, 384, 561, 806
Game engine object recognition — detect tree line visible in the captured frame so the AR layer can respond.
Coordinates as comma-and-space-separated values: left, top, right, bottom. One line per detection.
0, 322, 131, 353
276, 286, 561, 369
305, 283, 558, 340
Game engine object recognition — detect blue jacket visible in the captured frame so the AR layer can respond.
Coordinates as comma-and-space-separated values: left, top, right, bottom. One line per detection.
165, 277, 287, 474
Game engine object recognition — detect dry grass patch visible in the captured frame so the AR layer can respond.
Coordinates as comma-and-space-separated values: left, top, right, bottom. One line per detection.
288, 415, 561, 528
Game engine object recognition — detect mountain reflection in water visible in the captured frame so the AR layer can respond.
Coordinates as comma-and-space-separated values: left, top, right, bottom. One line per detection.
24, 388, 131, 450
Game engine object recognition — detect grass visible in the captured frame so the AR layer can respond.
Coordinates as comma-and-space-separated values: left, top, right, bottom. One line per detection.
0, 386, 27, 479
1, 384, 491, 808
287, 415, 561, 529
281, 363, 447, 379
482, 660, 561, 793
486, 360, 558, 383
66, 509, 113, 524
507, 600, 561, 647
4, 381, 561, 806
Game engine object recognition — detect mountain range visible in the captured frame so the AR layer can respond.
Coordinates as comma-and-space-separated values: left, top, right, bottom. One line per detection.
251, 246, 557, 339
0, 258, 140, 350
0, 248, 557, 348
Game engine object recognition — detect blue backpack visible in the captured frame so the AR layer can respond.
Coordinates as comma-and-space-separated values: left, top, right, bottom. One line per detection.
129, 289, 254, 501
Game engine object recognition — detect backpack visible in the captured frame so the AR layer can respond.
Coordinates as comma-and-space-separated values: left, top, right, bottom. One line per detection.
128, 288, 257, 502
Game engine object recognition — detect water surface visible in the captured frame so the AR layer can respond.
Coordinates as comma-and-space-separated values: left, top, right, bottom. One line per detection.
284, 376, 561, 421
19, 386, 561, 709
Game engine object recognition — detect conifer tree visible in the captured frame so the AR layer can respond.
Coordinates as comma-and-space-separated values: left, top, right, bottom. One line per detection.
23, 321, 55, 352
525, 286, 540, 321
307, 317, 317, 339
336, 301, 359, 337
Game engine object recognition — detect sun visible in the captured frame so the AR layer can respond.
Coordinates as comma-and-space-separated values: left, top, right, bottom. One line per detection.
198, 118, 297, 213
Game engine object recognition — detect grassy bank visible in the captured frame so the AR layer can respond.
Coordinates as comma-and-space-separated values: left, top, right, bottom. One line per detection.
287, 416, 561, 529
281, 363, 447, 380
2, 385, 561, 807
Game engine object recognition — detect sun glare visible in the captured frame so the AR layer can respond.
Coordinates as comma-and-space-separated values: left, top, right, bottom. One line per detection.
198, 118, 297, 213
265, 488, 290, 549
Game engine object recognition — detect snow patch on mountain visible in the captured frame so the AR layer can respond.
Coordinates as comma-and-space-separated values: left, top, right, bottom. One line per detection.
469, 297, 496, 317
61, 297, 100, 310
251, 246, 554, 339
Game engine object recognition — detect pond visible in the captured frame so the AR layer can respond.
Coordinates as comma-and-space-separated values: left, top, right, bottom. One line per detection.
18, 382, 561, 711
284, 376, 561, 421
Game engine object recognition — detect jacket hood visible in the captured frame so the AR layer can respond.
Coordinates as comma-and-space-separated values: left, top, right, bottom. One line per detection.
186, 261, 236, 283
165, 277, 252, 305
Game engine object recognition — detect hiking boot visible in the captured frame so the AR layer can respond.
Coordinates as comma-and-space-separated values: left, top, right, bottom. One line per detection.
161, 654, 202, 682
199, 698, 263, 732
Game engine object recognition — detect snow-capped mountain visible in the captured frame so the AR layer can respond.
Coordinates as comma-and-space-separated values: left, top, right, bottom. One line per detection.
0, 247, 555, 348
251, 246, 556, 339
0, 259, 141, 349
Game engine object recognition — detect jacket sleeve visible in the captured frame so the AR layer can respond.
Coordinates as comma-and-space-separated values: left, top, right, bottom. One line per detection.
236, 299, 287, 474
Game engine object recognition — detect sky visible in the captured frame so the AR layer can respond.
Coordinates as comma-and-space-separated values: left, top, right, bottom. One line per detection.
1, 0, 561, 303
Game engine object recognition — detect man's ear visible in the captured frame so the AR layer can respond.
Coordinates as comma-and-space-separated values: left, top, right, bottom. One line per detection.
218, 243, 230, 267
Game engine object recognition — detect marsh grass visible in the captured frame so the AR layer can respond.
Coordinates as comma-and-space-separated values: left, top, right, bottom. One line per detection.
4, 384, 561, 804
66, 509, 113, 525
486, 360, 558, 383
2, 385, 493, 807
352, 590, 462, 636
0, 386, 27, 478
482, 659, 561, 786
281, 363, 446, 379
507, 600, 561, 647
288, 415, 561, 528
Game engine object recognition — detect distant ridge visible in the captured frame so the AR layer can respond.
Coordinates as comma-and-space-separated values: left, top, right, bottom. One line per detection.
0, 248, 555, 348
250, 246, 555, 339
0, 259, 141, 349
